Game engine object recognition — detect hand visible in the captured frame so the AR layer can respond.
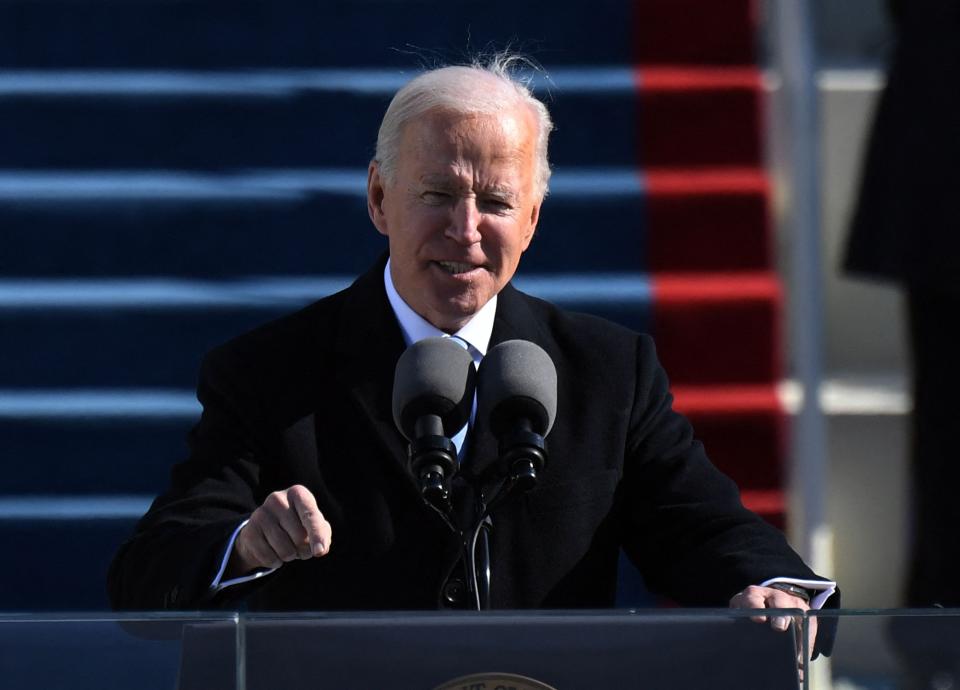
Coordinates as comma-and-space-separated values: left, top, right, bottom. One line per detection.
227, 485, 332, 577
730, 585, 818, 663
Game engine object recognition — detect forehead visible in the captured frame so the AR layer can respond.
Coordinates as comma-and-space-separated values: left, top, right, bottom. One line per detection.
397, 108, 537, 174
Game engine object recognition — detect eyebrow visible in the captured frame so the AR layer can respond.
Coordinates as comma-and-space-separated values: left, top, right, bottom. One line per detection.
418, 175, 458, 190
482, 188, 519, 205
419, 175, 518, 200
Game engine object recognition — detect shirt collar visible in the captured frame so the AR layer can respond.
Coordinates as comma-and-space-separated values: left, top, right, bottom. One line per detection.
383, 258, 496, 357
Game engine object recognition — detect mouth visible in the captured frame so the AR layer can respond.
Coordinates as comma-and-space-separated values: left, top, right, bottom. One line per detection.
434, 260, 482, 275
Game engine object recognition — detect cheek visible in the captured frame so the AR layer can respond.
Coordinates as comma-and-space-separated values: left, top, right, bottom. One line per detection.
485, 216, 523, 243
501, 224, 532, 261
404, 207, 449, 237
388, 209, 437, 248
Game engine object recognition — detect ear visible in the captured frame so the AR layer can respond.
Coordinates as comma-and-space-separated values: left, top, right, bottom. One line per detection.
520, 200, 542, 252
367, 161, 389, 236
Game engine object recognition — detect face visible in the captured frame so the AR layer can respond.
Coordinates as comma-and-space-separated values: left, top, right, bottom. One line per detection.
367, 107, 542, 333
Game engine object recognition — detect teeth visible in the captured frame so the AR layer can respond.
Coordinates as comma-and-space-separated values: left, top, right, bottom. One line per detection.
437, 261, 475, 275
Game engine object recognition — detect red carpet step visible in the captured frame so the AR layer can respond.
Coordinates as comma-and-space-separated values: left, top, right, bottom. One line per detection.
636, 67, 764, 167
633, 0, 758, 65
645, 167, 771, 272
653, 272, 782, 385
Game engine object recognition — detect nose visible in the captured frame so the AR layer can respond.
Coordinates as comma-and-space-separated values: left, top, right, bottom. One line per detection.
445, 197, 482, 245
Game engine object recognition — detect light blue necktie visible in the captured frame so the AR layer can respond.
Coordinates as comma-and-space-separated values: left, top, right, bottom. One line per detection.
444, 335, 480, 461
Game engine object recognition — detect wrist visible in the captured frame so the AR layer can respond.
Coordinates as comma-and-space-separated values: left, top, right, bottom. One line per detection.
224, 529, 258, 578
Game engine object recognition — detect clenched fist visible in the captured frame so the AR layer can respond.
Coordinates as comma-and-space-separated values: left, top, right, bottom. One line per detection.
226, 485, 332, 577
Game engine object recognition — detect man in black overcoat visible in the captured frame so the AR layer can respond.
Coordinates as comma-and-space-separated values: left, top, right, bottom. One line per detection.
110, 56, 837, 656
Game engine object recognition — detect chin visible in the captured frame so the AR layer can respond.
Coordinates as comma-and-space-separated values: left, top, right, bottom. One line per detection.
428, 300, 482, 331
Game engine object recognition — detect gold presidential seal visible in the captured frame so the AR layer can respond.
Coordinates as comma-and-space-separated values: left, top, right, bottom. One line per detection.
433, 672, 558, 690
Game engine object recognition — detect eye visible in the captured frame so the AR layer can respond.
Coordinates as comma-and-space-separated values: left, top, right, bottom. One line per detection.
479, 197, 513, 214
421, 190, 451, 205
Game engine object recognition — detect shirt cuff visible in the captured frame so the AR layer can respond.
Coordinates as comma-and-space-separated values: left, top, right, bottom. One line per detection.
210, 518, 279, 591
761, 576, 837, 610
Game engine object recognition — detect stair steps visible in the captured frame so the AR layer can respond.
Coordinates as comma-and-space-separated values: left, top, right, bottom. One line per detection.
0, 0, 783, 610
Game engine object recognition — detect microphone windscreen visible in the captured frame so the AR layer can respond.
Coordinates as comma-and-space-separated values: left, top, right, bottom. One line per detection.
477, 340, 557, 436
392, 337, 477, 440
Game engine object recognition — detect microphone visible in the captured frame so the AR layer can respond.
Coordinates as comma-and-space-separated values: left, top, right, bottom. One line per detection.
477, 339, 557, 492
392, 337, 477, 510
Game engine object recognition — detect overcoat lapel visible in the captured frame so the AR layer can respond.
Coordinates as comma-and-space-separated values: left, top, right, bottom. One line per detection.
331, 257, 417, 495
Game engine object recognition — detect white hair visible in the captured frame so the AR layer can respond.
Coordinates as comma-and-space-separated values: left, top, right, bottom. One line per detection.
373, 55, 554, 199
